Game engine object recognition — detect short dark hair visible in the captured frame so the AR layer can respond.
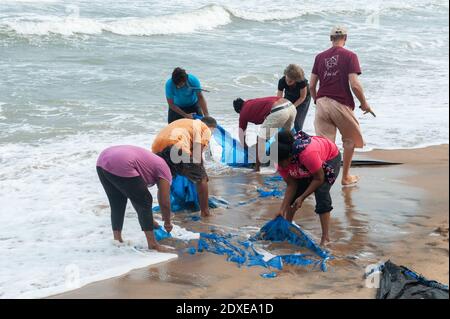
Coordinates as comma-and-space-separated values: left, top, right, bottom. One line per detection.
275, 131, 295, 163
172, 67, 187, 86
233, 98, 245, 114
201, 116, 217, 128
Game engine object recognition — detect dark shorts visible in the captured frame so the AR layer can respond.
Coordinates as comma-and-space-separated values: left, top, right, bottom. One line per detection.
168, 102, 203, 124
290, 153, 341, 214
157, 146, 208, 183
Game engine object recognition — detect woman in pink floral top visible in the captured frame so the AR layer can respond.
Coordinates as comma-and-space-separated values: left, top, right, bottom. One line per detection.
275, 131, 341, 246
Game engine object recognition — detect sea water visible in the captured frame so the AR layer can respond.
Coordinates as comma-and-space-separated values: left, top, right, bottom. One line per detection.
0, 0, 448, 298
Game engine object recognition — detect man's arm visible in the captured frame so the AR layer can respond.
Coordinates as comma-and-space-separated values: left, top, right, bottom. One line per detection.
349, 73, 372, 113
239, 128, 248, 149
157, 179, 173, 233
197, 92, 209, 116
276, 90, 283, 98
309, 73, 319, 103
167, 98, 192, 119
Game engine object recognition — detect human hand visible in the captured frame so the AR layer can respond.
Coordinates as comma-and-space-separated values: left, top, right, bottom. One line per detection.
273, 211, 284, 219
185, 113, 195, 119
360, 103, 376, 117
291, 197, 304, 210
164, 221, 173, 233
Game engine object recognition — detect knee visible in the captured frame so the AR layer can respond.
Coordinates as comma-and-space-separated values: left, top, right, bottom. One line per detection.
315, 194, 333, 214
342, 138, 355, 150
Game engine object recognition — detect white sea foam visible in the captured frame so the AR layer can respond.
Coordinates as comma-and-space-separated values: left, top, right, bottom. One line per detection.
0, 0, 448, 299
0, 133, 199, 299
2, 0, 447, 37
1, 5, 232, 36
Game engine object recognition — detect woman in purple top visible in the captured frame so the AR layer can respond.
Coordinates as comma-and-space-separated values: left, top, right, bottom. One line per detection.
96, 145, 173, 252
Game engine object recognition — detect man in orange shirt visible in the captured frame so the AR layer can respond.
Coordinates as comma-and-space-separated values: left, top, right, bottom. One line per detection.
153, 116, 217, 217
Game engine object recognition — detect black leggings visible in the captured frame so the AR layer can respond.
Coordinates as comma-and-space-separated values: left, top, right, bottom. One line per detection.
97, 167, 154, 232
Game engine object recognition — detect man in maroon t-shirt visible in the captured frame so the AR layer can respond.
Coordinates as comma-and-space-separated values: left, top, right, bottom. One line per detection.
310, 26, 375, 186
233, 96, 296, 171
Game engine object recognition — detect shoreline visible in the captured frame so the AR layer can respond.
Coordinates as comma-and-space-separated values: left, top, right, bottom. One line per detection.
50, 144, 449, 299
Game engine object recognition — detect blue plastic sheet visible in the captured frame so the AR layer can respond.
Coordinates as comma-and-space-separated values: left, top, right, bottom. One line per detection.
153, 175, 229, 213
252, 216, 330, 260
261, 272, 277, 279
238, 176, 285, 206
154, 226, 172, 241
257, 188, 283, 198
190, 216, 331, 277
212, 123, 253, 168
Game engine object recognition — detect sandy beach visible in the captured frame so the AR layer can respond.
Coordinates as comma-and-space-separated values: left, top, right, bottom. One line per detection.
51, 144, 449, 299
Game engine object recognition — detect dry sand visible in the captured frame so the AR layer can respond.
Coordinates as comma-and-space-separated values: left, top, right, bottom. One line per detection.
51, 145, 449, 299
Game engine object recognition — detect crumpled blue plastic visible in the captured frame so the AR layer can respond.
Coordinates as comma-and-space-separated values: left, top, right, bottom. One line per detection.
154, 226, 172, 241
190, 216, 331, 277
257, 188, 284, 198
252, 216, 330, 260
153, 175, 229, 213
237, 176, 286, 207
261, 272, 277, 279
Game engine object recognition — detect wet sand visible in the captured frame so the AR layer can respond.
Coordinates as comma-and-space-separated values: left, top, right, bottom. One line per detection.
52, 145, 449, 299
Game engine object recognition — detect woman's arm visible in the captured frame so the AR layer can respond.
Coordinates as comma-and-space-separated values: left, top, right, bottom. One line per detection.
293, 87, 307, 107
292, 168, 325, 210
157, 179, 173, 233
276, 90, 283, 98
276, 176, 298, 218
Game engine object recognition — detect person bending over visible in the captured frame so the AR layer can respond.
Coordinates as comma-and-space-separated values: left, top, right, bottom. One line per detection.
233, 96, 296, 172
277, 64, 311, 132
96, 145, 173, 252
165, 67, 209, 123
152, 117, 217, 217
274, 131, 341, 246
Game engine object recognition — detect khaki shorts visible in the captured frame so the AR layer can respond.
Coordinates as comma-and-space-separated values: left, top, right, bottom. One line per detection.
314, 97, 364, 149
259, 102, 296, 140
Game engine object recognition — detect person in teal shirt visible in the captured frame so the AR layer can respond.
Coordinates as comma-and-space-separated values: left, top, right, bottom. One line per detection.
165, 67, 209, 123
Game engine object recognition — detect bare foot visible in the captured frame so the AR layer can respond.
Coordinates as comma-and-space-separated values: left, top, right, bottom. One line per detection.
201, 210, 211, 218
150, 244, 175, 253
320, 237, 330, 247
342, 175, 360, 186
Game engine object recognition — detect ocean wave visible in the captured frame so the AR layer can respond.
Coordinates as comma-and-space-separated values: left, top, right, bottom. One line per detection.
0, 5, 232, 36
1, 1, 448, 37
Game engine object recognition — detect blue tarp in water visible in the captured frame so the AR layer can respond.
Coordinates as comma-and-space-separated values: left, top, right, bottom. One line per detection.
212, 123, 254, 168
238, 175, 285, 207
190, 216, 331, 276
153, 175, 229, 213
